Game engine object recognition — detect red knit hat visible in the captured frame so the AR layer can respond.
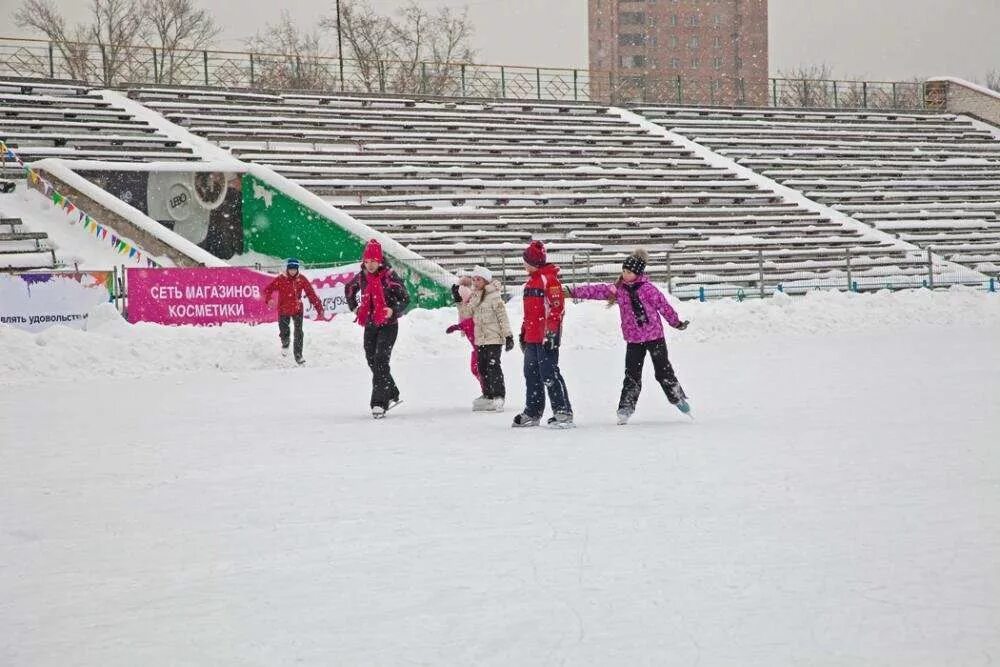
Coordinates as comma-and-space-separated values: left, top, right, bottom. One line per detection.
362, 239, 384, 263
523, 240, 547, 268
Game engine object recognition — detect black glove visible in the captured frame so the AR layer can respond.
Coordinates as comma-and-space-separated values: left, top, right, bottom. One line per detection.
518, 332, 526, 352
543, 332, 559, 352
450, 284, 463, 303
676, 320, 689, 331
505, 335, 514, 352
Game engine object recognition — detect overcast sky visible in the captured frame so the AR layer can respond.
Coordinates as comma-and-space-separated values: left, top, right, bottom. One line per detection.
6, 0, 1000, 82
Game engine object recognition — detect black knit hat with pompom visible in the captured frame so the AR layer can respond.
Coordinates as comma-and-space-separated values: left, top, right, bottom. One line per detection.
622, 248, 648, 275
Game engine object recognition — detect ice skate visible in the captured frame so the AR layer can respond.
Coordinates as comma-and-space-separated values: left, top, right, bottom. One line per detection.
547, 412, 575, 429
512, 413, 540, 428
616, 409, 632, 425
472, 395, 493, 412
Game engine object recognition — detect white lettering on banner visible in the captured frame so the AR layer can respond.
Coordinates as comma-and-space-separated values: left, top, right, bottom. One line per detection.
167, 303, 247, 318
184, 285, 261, 300
150, 285, 184, 300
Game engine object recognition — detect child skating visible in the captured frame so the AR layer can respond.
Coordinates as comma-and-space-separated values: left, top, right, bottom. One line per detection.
570, 249, 690, 425
345, 239, 411, 419
512, 240, 574, 428
262, 258, 324, 365
447, 276, 486, 399
458, 266, 514, 412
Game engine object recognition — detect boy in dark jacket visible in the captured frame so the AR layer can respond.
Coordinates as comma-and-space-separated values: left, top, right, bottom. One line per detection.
263, 258, 324, 365
512, 240, 573, 428
345, 239, 411, 418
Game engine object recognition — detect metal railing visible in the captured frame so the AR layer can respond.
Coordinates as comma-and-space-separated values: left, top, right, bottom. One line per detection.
0, 36, 928, 110
449, 248, 995, 302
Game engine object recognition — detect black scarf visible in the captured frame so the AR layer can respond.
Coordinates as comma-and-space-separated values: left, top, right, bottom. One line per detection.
622, 281, 648, 327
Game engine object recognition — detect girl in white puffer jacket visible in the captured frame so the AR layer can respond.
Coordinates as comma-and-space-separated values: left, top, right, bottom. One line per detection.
459, 266, 514, 412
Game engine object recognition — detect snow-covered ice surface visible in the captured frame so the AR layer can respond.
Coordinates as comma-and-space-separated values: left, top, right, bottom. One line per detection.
2, 290, 999, 666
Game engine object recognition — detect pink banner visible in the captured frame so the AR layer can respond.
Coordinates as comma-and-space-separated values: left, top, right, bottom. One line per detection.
126, 266, 356, 326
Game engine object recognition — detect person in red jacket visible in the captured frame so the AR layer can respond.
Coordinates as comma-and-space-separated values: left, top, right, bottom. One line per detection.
262, 258, 324, 365
345, 239, 411, 418
512, 240, 574, 428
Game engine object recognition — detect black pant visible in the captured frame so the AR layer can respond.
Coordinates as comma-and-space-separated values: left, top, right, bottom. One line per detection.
619, 338, 686, 412
279, 312, 304, 359
363, 323, 399, 409
476, 344, 506, 399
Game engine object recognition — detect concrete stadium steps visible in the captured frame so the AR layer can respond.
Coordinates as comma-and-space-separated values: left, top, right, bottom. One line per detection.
122, 86, 937, 288
0, 79, 199, 178
0, 217, 58, 271
636, 104, 1000, 274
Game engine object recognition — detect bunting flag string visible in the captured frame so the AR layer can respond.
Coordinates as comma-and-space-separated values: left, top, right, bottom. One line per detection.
1, 140, 162, 268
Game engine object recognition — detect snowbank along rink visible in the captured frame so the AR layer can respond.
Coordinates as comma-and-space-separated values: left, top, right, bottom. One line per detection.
2, 288, 999, 665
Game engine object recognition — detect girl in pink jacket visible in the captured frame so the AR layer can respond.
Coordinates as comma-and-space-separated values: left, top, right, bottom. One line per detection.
570, 249, 690, 424
447, 276, 485, 395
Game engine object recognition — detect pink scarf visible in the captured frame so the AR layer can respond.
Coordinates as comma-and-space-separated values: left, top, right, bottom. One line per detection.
356, 270, 389, 326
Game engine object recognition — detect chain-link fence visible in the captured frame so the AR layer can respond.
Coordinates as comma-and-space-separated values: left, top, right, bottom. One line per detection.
0, 36, 930, 111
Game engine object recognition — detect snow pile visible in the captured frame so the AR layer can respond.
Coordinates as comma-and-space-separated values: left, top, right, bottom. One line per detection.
0, 185, 146, 270
2, 288, 996, 383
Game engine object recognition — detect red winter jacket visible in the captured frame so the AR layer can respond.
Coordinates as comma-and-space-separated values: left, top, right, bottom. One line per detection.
263, 272, 323, 317
520, 263, 565, 343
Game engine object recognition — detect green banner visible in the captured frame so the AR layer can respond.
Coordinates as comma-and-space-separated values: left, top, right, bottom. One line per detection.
241, 174, 450, 309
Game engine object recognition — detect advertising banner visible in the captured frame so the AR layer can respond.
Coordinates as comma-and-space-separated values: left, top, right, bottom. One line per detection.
0, 272, 114, 332
126, 266, 357, 326
78, 169, 244, 260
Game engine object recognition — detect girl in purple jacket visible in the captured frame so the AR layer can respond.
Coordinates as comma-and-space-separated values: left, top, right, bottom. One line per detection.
570, 249, 691, 425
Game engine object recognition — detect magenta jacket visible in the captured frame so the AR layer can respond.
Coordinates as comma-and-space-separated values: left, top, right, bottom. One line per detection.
571, 276, 682, 344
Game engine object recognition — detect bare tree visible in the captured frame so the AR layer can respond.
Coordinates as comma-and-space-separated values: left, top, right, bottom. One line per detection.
13, 0, 99, 81
244, 11, 332, 91
319, 0, 477, 95
91, 0, 148, 84
774, 64, 834, 107
986, 70, 1000, 94
396, 4, 476, 95
328, 1, 396, 92
142, 0, 220, 84
14, 0, 222, 86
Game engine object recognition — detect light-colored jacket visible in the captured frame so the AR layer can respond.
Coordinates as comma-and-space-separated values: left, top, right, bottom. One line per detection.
459, 281, 512, 346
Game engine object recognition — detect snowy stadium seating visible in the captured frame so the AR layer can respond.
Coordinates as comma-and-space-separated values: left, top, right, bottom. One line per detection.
635, 105, 1000, 275
0, 79, 204, 268
127, 86, 938, 291
0, 215, 57, 270
3, 78, 998, 288
0, 79, 199, 175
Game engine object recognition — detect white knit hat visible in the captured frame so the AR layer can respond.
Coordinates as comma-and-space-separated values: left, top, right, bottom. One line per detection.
470, 265, 493, 281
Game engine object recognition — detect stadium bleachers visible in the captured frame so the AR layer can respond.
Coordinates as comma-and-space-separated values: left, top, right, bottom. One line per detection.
635, 105, 1000, 274
0, 216, 57, 271
128, 86, 935, 290
0, 79, 200, 180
